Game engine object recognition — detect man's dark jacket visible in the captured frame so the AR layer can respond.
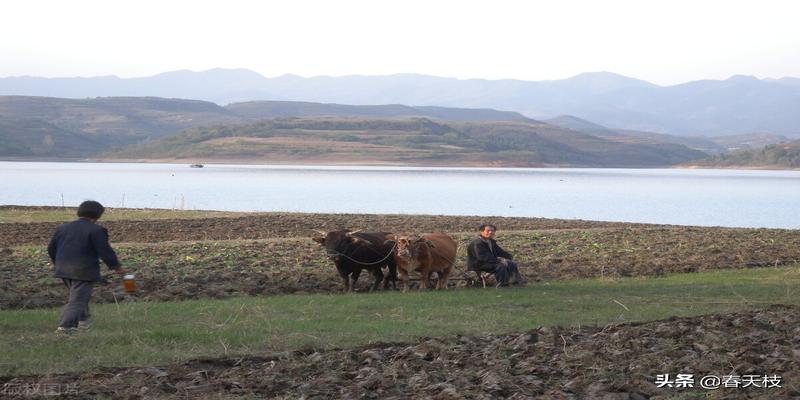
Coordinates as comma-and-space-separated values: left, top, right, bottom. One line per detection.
48, 218, 120, 282
467, 236, 513, 272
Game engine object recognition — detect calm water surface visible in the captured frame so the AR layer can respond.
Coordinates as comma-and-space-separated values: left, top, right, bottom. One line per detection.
1, 161, 798, 229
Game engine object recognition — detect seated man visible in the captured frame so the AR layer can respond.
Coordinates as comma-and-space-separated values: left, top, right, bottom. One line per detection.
467, 224, 524, 287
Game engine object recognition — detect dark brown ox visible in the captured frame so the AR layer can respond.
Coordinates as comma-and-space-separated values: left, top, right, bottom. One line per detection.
312, 229, 397, 292
392, 232, 457, 291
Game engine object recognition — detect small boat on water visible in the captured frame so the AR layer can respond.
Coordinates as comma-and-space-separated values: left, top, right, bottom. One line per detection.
189, 164, 204, 168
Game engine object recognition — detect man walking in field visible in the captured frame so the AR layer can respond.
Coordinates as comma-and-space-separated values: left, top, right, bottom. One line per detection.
467, 224, 525, 287
48, 200, 126, 333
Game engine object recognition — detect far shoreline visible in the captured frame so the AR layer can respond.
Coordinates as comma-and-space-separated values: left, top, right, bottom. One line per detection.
2, 157, 799, 171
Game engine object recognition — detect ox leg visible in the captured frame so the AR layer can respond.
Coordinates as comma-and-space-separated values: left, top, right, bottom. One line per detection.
438, 267, 453, 290
380, 264, 396, 290
380, 271, 388, 290
419, 270, 430, 291
336, 266, 350, 292
398, 269, 410, 293
369, 268, 384, 292
384, 263, 398, 290
350, 269, 362, 292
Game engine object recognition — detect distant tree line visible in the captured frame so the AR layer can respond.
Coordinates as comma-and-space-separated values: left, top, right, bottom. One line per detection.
702, 140, 800, 168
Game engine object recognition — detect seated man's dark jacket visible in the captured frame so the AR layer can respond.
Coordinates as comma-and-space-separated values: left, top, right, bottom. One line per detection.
467, 236, 513, 272
48, 218, 120, 282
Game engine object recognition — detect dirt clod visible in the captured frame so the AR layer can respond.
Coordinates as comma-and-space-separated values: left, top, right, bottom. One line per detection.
3, 215, 799, 310
3, 305, 798, 399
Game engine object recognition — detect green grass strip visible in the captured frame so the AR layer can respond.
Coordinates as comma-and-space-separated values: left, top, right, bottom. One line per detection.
2, 265, 799, 376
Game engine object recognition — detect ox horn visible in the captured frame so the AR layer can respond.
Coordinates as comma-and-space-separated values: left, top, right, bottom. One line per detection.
346, 229, 368, 244
313, 229, 327, 236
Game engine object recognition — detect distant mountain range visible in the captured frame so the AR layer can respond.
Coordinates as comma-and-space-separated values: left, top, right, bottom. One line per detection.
1, 69, 799, 137
544, 115, 788, 154
0, 96, 708, 167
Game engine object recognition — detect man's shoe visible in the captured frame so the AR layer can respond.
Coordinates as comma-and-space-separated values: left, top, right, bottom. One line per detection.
55, 327, 77, 335
78, 319, 93, 330
495, 282, 509, 288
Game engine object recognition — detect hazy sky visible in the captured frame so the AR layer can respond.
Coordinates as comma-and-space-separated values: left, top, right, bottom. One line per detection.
2, 0, 798, 85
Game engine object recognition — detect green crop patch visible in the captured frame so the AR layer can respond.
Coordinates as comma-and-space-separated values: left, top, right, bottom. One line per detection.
2, 265, 799, 376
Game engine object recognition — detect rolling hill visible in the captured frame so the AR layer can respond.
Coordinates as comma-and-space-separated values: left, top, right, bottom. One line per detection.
225, 101, 534, 122
0, 96, 710, 167
0, 96, 240, 157
103, 117, 708, 167
693, 139, 800, 169
0, 96, 533, 158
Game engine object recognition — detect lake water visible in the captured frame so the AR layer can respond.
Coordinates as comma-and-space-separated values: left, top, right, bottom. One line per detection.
1, 161, 798, 229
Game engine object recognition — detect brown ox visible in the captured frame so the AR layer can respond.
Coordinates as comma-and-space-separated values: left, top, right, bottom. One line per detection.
391, 232, 457, 291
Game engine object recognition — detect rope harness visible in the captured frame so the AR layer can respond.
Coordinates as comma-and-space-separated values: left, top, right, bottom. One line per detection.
331, 237, 462, 269
326, 234, 481, 284
331, 240, 397, 266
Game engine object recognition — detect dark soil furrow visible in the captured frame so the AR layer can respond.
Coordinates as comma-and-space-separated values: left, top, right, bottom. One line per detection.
0, 213, 658, 247
3, 305, 798, 399
2, 225, 799, 310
